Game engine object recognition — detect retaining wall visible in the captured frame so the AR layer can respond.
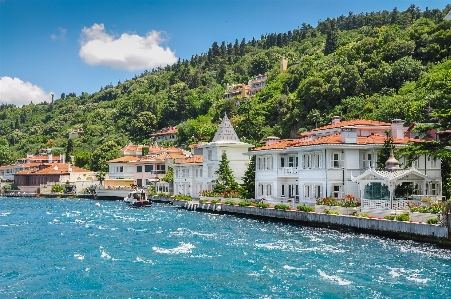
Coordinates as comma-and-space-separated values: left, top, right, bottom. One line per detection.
176, 201, 449, 242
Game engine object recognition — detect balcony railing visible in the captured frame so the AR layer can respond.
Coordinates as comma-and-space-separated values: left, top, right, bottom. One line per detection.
278, 167, 298, 175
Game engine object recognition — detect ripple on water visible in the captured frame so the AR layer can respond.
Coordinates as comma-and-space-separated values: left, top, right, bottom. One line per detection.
0, 198, 451, 298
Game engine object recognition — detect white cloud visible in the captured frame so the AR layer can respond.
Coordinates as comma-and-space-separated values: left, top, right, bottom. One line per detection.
51, 28, 67, 41
0, 77, 53, 106
79, 23, 178, 71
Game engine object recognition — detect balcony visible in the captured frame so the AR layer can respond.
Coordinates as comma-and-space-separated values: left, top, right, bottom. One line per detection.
278, 167, 298, 176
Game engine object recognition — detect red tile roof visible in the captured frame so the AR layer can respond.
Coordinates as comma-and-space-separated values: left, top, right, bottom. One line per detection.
252, 134, 423, 151
312, 119, 391, 131
106, 156, 140, 163
175, 155, 204, 164
15, 163, 92, 175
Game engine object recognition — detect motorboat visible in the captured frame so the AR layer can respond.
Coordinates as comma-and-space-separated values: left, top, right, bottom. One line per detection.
124, 189, 152, 208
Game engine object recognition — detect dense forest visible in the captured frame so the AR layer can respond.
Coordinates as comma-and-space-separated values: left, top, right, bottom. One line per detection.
1, 4, 451, 175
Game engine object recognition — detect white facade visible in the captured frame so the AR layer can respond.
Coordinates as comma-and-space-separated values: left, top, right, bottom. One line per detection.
250, 118, 442, 207
173, 114, 253, 198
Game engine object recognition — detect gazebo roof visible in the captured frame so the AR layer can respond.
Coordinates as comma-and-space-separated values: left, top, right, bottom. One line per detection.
351, 167, 435, 183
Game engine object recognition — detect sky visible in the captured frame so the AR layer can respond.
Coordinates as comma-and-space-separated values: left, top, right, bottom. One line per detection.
0, 0, 449, 106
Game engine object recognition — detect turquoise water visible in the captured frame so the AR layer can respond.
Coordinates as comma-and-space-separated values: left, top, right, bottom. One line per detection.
1, 198, 451, 298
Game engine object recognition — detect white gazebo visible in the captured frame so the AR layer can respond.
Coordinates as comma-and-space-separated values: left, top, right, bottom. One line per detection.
352, 149, 441, 211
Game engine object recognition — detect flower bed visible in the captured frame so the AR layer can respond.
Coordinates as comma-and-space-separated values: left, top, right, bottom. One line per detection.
315, 194, 360, 207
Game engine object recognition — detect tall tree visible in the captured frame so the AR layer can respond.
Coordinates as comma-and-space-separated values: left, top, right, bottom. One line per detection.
324, 20, 339, 55
241, 155, 255, 199
212, 152, 239, 193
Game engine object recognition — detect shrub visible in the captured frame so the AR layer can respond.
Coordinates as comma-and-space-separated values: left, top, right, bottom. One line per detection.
324, 209, 340, 215
427, 218, 439, 225
51, 184, 64, 193
408, 202, 445, 214
211, 199, 221, 204
316, 194, 360, 207
274, 204, 290, 211
297, 205, 314, 212
355, 213, 370, 218
199, 199, 208, 203
225, 200, 237, 205
384, 215, 395, 220
238, 201, 253, 207
396, 213, 410, 221
256, 203, 270, 208
174, 194, 191, 201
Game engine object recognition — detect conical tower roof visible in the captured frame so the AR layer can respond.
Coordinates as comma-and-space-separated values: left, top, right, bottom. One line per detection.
212, 113, 241, 142
385, 148, 401, 171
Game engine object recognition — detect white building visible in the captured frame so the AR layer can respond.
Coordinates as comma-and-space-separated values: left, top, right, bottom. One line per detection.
173, 114, 253, 198
249, 117, 442, 209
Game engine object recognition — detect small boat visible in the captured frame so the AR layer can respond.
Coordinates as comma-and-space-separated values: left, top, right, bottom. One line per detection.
124, 190, 152, 208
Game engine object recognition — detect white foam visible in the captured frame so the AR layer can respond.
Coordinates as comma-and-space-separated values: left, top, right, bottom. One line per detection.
136, 256, 155, 264
99, 246, 111, 259
0, 211, 11, 216
318, 269, 352, 286
74, 253, 84, 260
152, 242, 195, 254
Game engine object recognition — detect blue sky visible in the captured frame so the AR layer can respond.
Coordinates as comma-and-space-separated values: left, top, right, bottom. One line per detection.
0, 0, 449, 106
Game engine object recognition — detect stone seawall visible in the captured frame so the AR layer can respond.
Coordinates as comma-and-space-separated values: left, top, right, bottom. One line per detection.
175, 201, 450, 244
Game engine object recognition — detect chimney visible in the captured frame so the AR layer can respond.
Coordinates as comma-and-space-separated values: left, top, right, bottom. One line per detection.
391, 119, 404, 139
331, 116, 341, 125
68, 163, 72, 172
48, 154, 52, 163
341, 126, 357, 144
265, 136, 280, 146
60, 154, 65, 164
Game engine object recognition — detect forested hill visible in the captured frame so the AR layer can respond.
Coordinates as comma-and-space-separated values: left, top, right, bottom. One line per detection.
1, 4, 451, 171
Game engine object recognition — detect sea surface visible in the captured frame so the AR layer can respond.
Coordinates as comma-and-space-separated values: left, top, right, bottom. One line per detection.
1, 197, 451, 299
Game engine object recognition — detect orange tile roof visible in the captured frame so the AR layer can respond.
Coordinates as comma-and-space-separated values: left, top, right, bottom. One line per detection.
106, 156, 140, 163
149, 126, 178, 137
175, 155, 204, 164
252, 134, 423, 151
17, 155, 63, 161
312, 119, 391, 131
15, 163, 92, 175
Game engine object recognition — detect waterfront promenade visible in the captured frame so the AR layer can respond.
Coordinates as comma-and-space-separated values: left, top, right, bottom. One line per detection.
173, 200, 451, 246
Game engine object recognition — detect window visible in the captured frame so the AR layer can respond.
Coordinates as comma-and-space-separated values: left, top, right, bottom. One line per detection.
208, 165, 212, 177
314, 185, 322, 198
331, 152, 342, 168
207, 150, 212, 161
280, 157, 285, 167
137, 179, 142, 187
137, 166, 142, 173
257, 156, 273, 170
281, 185, 285, 197
304, 185, 311, 198
332, 184, 342, 198
429, 183, 438, 195
145, 165, 153, 172
258, 183, 273, 196
119, 166, 123, 172
363, 152, 372, 169
430, 158, 438, 168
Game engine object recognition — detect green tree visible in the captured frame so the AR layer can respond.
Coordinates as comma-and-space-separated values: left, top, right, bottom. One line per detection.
212, 152, 239, 193
130, 111, 157, 141
95, 171, 106, 185
51, 184, 64, 193
91, 141, 120, 172
0, 145, 14, 166
250, 52, 270, 75
324, 20, 339, 55
161, 166, 174, 183
241, 155, 255, 199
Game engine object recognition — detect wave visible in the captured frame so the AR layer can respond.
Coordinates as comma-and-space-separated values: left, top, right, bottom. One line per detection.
152, 242, 195, 254
74, 253, 85, 260
317, 269, 352, 285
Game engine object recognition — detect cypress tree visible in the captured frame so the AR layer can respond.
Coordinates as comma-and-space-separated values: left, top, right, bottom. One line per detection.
212, 152, 239, 193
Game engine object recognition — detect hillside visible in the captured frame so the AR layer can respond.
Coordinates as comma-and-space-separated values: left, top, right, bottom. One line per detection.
1, 4, 451, 172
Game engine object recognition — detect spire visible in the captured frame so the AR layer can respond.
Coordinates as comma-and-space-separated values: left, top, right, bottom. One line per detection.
385, 148, 401, 171
212, 113, 241, 142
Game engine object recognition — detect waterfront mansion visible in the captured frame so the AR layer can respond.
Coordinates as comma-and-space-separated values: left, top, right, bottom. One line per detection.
250, 117, 442, 209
